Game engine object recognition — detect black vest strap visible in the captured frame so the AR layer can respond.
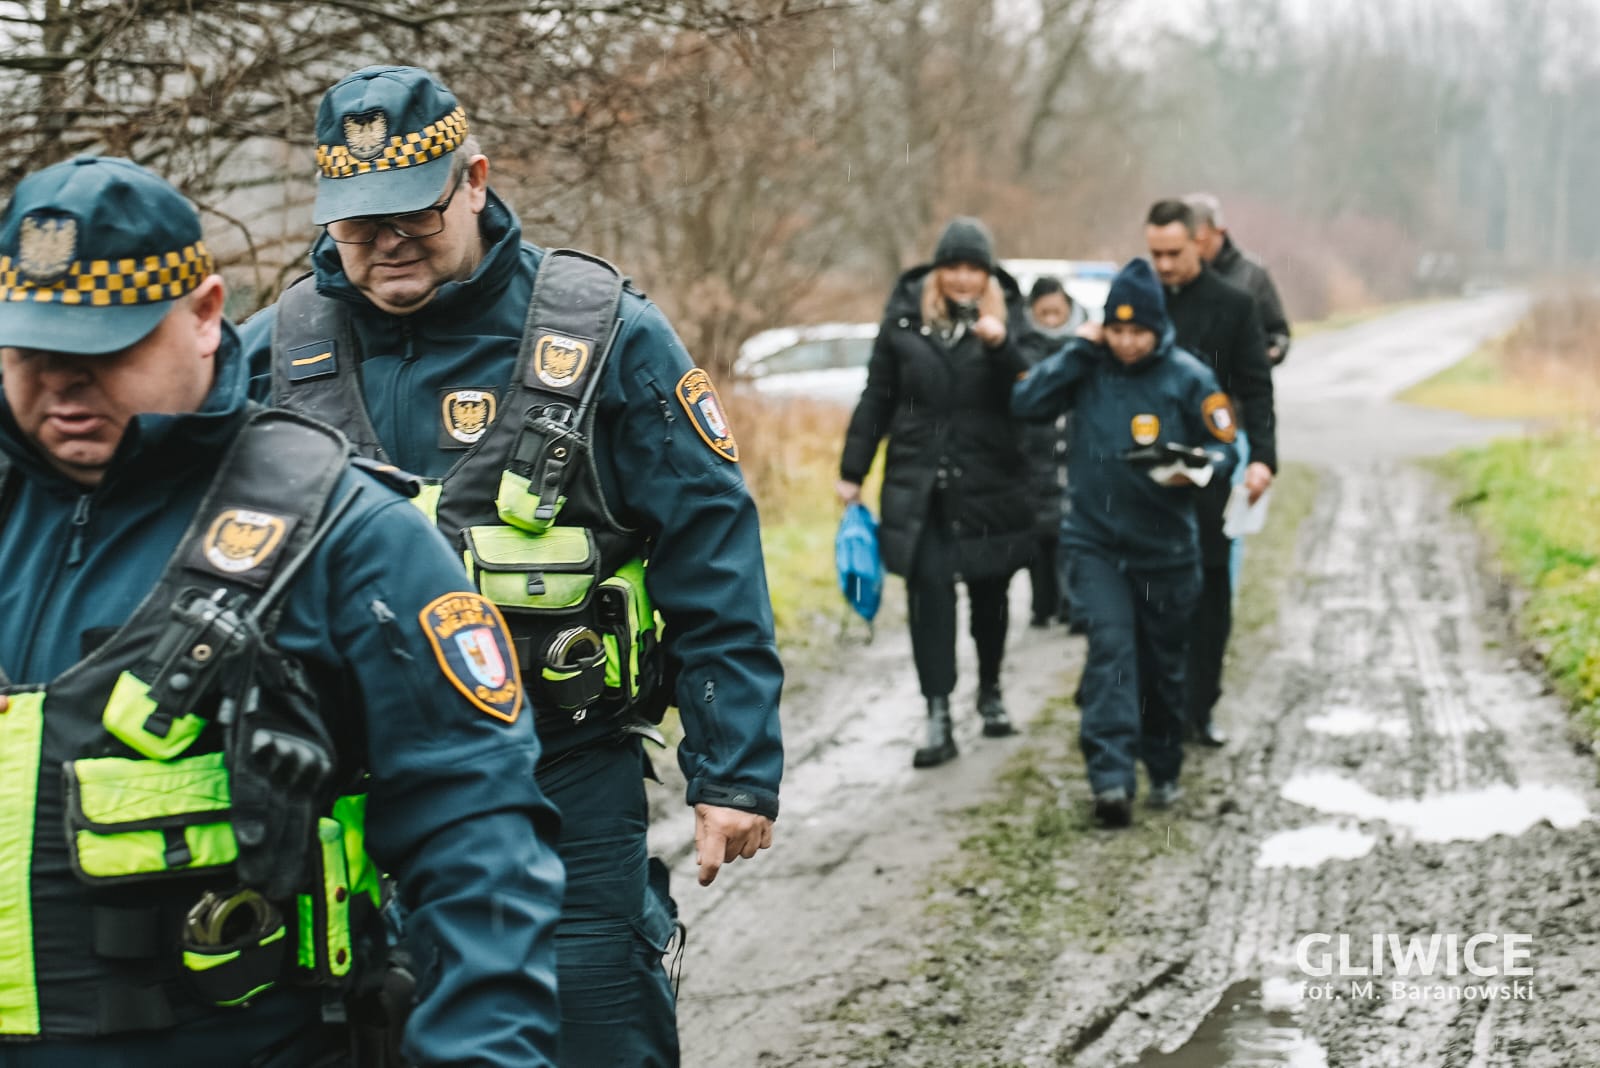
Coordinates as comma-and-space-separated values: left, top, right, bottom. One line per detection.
270, 277, 389, 462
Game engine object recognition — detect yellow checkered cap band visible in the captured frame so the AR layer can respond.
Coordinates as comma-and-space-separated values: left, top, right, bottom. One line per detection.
0, 242, 215, 307
316, 107, 469, 179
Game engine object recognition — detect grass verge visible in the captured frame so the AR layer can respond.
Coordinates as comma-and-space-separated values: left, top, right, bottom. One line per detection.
1435, 432, 1600, 743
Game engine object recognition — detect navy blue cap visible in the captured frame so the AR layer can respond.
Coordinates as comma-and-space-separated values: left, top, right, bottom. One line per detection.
1104, 258, 1167, 335
313, 66, 469, 225
0, 156, 214, 355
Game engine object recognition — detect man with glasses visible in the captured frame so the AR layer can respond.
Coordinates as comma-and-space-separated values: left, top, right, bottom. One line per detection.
241, 65, 784, 1067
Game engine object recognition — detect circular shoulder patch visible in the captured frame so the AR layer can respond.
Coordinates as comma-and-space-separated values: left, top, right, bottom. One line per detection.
418, 593, 524, 723
675, 368, 739, 462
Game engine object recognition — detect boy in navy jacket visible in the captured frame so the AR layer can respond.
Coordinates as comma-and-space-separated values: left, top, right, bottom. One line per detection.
1012, 259, 1237, 827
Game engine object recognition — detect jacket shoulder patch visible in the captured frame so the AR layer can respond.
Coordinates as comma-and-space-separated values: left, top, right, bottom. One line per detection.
418, 593, 524, 723
675, 368, 738, 462
1201, 392, 1237, 444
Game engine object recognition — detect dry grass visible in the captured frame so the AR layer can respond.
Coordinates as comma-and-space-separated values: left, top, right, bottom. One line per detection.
723, 390, 874, 648
1401, 285, 1600, 421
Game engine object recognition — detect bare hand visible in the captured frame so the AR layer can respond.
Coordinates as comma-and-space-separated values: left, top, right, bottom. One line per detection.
835, 479, 861, 505
973, 314, 1007, 348
694, 803, 774, 886
1076, 320, 1104, 344
1245, 462, 1274, 504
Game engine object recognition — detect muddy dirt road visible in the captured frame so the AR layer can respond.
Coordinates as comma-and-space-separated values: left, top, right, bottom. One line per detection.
658, 292, 1600, 1067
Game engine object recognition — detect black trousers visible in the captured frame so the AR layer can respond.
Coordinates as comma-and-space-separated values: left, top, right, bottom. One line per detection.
906, 519, 1011, 699
1027, 533, 1062, 622
1184, 563, 1233, 732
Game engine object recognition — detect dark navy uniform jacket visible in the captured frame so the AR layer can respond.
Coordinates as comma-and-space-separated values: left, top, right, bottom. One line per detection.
239, 191, 783, 817
0, 327, 564, 1066
1011, 330, 1239, 570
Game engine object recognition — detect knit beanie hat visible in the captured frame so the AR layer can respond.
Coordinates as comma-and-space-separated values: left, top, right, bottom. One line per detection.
1103, 258, 1167, 334
932, 216, 995, 272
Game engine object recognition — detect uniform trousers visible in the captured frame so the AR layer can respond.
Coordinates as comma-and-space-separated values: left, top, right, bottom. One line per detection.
0, 990, 345, 1067
1068, 549, 1201, 797
906, 518, 1010, 699
540, 733, 679, 1068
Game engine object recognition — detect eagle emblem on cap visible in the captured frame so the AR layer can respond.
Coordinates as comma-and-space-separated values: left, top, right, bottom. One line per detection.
1115, 304, 1135, 322
17, 215, 77, 284
343, 110, 390, 162
533, 333, 592, 389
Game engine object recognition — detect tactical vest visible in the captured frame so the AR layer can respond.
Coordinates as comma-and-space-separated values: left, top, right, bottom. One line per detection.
0, 411, 380, 1040
269, 250, 665, 741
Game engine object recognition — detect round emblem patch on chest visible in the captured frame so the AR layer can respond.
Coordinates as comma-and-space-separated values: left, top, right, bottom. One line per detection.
441, 389, 497, 444
203, 509, 289, 574
1131, 414, 1160, 446
533, 333, 592, 389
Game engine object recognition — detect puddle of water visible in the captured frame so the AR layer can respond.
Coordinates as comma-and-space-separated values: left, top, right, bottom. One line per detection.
1280, 771, 1590, 842
1133, 980, 1329, 1068
1303, 706, 1407, 738
1255, 824, 1377, 869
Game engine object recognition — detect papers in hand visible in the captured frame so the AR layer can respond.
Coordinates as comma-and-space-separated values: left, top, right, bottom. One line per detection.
1148, 461, 1214, 488
1223, 483, 1271, 537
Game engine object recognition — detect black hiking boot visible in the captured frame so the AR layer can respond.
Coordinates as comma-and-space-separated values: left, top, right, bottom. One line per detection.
977, 686, 1015, 738
912, 696, 958, 768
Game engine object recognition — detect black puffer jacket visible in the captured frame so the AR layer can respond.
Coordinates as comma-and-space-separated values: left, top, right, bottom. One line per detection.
840, 265, 1035, 579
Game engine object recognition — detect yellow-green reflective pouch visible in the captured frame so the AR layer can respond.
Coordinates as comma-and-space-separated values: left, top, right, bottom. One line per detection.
0, 690, 46, 1035
462, 524, 598, 614
597, 559, 659, 702
102, 671, 206, 761
64, 752, 237, 883
496, 469, 565, 534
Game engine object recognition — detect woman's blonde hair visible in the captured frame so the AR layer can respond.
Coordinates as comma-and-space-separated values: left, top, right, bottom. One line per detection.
921, 268, 1008, 332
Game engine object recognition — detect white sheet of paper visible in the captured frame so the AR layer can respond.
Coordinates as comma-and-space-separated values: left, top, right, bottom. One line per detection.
1223, 483, 1271, 537
1148, 461, 1214, 488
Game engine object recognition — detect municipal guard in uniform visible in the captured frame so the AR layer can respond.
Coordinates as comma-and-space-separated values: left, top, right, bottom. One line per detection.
0, 156, 563, 1065
240, 66, 784, 1066
1011, 259, 1237, 828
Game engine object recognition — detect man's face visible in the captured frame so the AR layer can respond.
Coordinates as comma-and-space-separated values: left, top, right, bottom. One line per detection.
1106, 322, 1157, 365
1, 278, 224, 486
333, 155, 490, 316
935, 262, 989, 305
1031, 291, 1072, 330
1194, 221, 1225, 263
1145, 222, 1204, 288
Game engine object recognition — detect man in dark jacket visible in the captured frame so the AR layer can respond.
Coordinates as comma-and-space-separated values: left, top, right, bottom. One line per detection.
1145, 199, 1276, 748
241, 65, 783, 1067
0, 156, 563, 1065
1185, 193, 1292, 365
1012, 259, 1237, 827
837, 217, 1034, 768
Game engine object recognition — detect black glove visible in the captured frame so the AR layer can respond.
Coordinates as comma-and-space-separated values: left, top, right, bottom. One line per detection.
226, 647, 334, 899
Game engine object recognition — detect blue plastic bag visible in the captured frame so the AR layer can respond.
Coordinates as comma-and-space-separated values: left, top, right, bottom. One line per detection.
835, 502, 883, 623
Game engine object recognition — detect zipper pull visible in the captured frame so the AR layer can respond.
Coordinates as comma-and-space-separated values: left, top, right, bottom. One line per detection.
370, 599, 413, 660
66, 494, 92, 567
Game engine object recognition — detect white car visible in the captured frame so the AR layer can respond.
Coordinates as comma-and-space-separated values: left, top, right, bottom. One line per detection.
736, 259, 1118, 404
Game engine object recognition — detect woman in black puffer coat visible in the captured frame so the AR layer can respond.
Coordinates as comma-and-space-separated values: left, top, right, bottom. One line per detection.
836, 217, 1035, 769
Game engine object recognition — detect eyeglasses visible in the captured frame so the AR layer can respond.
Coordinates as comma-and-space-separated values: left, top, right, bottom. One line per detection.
325, 172, 466, 245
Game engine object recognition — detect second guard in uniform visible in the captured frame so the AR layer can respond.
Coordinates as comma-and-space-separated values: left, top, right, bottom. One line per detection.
241, 65, 784, 1066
